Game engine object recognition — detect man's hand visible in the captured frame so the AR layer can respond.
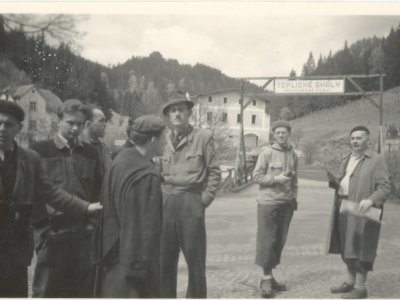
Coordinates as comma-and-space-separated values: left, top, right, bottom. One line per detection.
87, 203, 103, 214
274, 173, 291, 184
359, 199, 373, 213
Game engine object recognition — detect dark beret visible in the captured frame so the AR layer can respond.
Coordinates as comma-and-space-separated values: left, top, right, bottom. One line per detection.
350, 126, 370, 135
162, 91, 194, 116
0, 100, 25, 122
131, 115, 165, 135
271, 120, 291, 132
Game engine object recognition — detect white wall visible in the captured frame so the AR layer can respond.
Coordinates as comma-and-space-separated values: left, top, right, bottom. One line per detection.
194, 91, 270, 146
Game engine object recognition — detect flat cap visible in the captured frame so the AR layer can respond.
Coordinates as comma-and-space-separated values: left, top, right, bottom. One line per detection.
271, 120, 291, 132
162, 91, 194, 116
131, 115, 165, 135
0, 100, 25, 122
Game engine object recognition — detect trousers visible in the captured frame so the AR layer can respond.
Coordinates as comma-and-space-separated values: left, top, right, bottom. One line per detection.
0, 263, 28, 297
255, 203, 293, 270
161, 192, 207, 298
32, 229, 94, 297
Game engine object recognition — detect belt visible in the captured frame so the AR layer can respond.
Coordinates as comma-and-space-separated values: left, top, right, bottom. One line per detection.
337, 195, 349, 199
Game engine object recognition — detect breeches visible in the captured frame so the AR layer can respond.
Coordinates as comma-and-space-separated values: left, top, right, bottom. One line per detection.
255, 203, 293, 270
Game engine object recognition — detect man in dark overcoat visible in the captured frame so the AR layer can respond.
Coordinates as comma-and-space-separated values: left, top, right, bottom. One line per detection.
0, 100, 102, 297
98, 115, 165, 298
326, 126, 390, 299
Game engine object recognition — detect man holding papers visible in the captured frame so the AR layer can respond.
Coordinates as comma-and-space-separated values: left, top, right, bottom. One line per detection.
326, 126, 390, 299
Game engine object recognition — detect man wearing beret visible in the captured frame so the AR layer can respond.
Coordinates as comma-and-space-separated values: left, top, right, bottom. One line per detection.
160, 91, 221, 298
0, 100, 101, 297
253, 120, 298, 298
31, 99, 103, 297
96, 115, 165, 297
326, 126, 390, 299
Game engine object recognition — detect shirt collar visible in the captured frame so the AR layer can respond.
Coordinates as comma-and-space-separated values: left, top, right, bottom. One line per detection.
54, 133, 83, 150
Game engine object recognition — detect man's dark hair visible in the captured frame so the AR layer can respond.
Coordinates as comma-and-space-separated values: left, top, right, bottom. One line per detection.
350, 126, 370, 135
86, 103, 102, 121
57, 99, 91, 121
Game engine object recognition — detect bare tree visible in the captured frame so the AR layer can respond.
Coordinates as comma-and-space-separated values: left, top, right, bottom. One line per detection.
1, 14, 87, 49
303, 141, 319, 165
290, 127, 303, 148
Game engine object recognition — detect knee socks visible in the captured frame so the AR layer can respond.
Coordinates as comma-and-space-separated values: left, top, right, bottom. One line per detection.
346, 267, 356, 286
355, 271, 368, 291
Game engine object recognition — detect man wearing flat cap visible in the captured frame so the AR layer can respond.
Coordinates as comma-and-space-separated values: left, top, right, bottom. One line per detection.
0, 100, 101, 297
31, 99, 103, 297
252, 120, 298, 298
326, 126, 390, 299
96, 115, 165, 297
160, 91, 221, 298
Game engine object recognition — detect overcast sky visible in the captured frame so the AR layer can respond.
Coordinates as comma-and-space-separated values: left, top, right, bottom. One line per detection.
77, 14, 400, 78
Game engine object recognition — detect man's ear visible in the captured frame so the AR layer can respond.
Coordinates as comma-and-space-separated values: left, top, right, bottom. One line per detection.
17, 123, 23, 133
84, 120, 92, 129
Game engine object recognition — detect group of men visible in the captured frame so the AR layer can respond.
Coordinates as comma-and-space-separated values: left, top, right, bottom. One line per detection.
0, 89, 390, 299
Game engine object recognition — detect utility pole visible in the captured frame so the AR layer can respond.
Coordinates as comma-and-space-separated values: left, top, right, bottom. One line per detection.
379, 74, 384, 154
239, 80, 248, 183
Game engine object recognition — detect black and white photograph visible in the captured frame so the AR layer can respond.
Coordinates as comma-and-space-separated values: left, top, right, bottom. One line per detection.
0, 1, 400, 298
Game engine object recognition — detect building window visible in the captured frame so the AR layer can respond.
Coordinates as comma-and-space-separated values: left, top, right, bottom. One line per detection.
253, 100, 256, 106
29, 120, 36, 130
222, 112, 228, 123
252, 115, 256, 125
208, 96, 212, 103
223, 97, 227, 104
29, 101, 37, 111
237, 113, 241, 123
207, 112, 212, 122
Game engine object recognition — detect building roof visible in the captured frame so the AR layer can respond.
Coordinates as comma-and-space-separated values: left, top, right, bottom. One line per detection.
14, 84, 62, 113
194, 88, 270, 102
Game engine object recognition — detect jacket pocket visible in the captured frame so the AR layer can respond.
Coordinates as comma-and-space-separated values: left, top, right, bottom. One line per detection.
185, 151, 203, 173
41, 157, 64, 185
74, 156, 96, 180
269, 161, 283, 177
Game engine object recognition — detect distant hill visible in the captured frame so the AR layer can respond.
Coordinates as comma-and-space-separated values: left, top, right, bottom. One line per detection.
107, 51, 262, 117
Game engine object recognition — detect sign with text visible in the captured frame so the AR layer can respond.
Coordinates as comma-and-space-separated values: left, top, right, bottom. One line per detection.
274, 79, 345, 94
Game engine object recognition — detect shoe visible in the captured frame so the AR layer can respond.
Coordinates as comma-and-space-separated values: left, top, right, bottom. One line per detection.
331, 282, 354, 294
341, 288, 368, 299
271, 277, 287, 291
260, 278, 273, 298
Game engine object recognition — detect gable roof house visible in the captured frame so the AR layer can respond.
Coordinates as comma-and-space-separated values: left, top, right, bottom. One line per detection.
13, 84, 62, 145
192, 88, 270, 149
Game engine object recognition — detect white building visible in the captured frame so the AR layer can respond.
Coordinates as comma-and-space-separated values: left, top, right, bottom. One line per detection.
192, 88, 270, 148
13, 84, 62, 144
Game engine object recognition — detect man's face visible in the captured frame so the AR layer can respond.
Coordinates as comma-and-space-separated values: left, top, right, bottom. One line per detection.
0, 113, 22, 150
167, 103, 191, 129
88, 109, 106, 138
273, 127, 290, 146
350, 130, 369, 153
58, 111, 85, 142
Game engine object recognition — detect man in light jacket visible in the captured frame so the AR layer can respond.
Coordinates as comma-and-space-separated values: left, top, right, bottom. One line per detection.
253, 120, 298, 298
